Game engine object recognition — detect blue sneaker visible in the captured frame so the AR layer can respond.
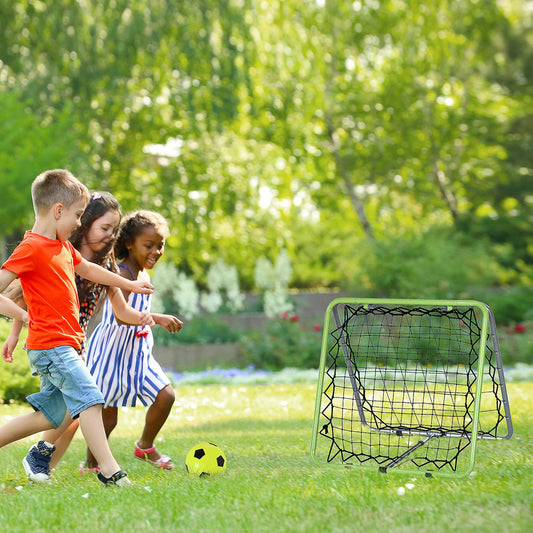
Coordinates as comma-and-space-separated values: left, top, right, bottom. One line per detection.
22, 440, 55, 482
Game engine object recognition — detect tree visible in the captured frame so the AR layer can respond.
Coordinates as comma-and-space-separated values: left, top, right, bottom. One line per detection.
0, 0, 530, 287
0, 88, 81, 259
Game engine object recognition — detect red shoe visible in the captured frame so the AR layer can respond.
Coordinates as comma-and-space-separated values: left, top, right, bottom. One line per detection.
134, 441, 174, 470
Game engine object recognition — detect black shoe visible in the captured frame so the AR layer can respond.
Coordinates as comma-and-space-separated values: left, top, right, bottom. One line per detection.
22, 441, 56, 483
97, 470, 131, 486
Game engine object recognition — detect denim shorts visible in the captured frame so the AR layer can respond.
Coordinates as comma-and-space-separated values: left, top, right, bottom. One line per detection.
26, 346, 104, 428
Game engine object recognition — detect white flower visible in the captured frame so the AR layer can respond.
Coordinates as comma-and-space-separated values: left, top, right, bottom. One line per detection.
255, 249, 293, 317
264, 287, 293, 318
152, 263, 199, 318
201, 291, 223, 313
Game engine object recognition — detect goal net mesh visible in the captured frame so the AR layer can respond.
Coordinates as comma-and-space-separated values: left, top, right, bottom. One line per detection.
315, 301, 512, 476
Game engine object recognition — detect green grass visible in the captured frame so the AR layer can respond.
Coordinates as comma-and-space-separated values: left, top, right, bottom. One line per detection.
0, 382, 531, 533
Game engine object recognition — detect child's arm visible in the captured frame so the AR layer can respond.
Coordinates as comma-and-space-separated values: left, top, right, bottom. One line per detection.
151, 313, 183, 334
0, 269, 29, 323
107, 286, 155, 327
2, 278, 23, 302
75, 259, 153, 294
1, 317, 25, 363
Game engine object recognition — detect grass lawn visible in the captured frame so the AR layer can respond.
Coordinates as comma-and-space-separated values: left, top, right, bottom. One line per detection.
0, 380, 531, 533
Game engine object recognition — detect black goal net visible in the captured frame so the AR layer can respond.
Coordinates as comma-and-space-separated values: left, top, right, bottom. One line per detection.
312, 299, 512, 478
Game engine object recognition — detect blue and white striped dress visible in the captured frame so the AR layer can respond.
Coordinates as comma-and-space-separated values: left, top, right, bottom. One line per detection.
85, 288, 170, 408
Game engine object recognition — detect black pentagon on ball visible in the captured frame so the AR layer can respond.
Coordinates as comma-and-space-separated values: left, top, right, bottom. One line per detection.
217, 455, 225, 467
194, 448, 206, 459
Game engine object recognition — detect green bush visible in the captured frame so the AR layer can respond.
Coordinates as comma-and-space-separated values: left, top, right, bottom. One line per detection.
482, 287, 533, 325
153, 315, 242, 345
355, 228, 508, 299
498, 324, 533, 365
0, 319, 39, 403
239, 314, 323, 370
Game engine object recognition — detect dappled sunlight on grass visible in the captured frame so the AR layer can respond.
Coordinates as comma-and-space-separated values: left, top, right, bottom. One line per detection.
0, 381, 531, 532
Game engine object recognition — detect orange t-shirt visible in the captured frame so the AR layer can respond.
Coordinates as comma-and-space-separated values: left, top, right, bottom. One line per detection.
2, 231, 84, 351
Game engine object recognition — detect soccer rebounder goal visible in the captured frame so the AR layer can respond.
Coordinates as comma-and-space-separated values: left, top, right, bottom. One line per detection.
310, 299, 513, 478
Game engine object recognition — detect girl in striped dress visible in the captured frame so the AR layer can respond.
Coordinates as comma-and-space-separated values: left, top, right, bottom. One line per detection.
85, 210, 182, 471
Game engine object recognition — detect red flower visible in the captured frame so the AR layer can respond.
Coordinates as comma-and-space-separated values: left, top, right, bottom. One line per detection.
290, 314, 299, 322
312, 324, 321, 332
514, 324, 526, 333
281, 312, 289, 319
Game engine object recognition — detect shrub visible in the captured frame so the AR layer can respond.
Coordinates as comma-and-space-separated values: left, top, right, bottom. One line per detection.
153, 315, 241, 345
482, 286, 533, 326
239, 314, 323, 370
152, 260, 245, 318
498, 323, 533, 365
355, 228, 506, 299
151, 262, 200, 319
0, 319, 39, 403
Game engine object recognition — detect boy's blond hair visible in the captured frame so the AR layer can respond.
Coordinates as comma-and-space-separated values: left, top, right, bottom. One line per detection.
31, 169, 90, 214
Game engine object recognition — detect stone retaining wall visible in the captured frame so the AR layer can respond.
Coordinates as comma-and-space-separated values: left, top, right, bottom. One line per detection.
154, 343, 244, 372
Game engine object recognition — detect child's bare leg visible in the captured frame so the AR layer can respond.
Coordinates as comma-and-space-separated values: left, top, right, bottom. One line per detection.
38, 412, 77, 470
85, 406, 118, 469
137, 385, 175, 461
42, 412, 74, 445
78, 404, 121, 478
0, 411, 53, 448
48, 419, 80, 470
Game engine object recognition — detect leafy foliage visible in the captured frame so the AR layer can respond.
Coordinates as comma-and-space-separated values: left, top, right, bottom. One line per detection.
239, 314, 322, 370
354, 228, 508, 299
152, 315, 241, 346
0, 0, 531, 289
483, 286, 533, 326
0, 320, 39, 403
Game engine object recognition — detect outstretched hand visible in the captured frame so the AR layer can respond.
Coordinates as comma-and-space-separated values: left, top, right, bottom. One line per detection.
129, 279, 154, 294
157, 314, 183, 334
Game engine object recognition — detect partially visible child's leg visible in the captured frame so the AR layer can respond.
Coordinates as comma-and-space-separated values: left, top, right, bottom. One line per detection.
49, 346, 128, 484
135, 385, 175, 468
78, 404, 122, 478
48, 418, 80, 470
85, 406, 118, 470
21, 412, 79, 473
0, 411, 53, 448
138, 385, 175, 451
42, 412, 74, 445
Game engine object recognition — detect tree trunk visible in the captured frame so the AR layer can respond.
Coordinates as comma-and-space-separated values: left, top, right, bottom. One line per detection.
433, 163, 459, 223
324, 112, 375, 241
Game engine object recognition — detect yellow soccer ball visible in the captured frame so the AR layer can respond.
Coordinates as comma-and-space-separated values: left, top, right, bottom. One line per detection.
185, 442, 227, 477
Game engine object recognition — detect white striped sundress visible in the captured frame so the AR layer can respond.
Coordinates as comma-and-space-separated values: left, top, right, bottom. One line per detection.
85, 288, 170, 408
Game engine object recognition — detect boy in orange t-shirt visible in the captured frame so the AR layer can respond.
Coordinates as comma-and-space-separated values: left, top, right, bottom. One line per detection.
0, 169, 153, 487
